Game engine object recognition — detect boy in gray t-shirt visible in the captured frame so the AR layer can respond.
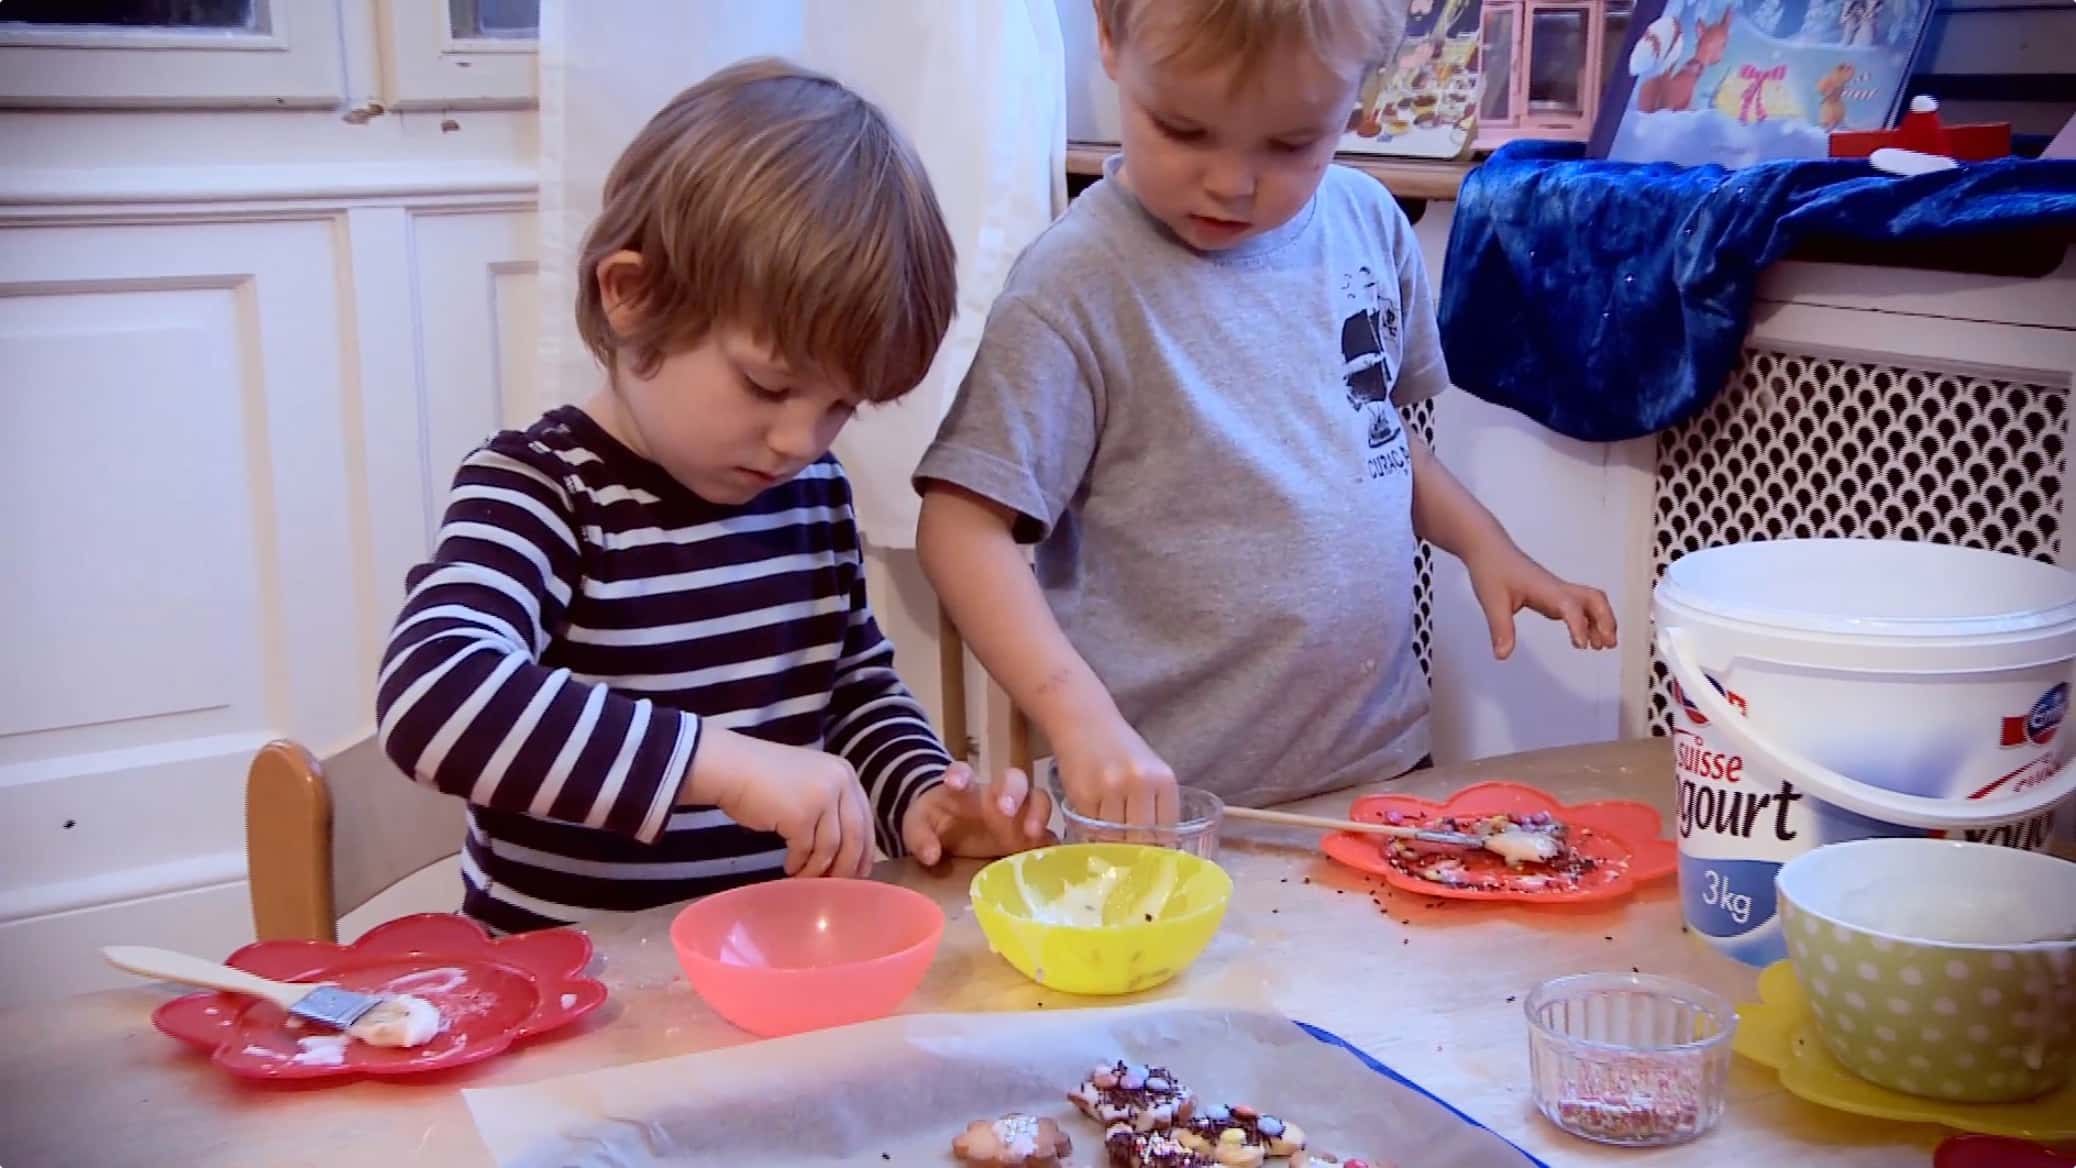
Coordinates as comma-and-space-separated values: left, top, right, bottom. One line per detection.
916, 0, 1617, 820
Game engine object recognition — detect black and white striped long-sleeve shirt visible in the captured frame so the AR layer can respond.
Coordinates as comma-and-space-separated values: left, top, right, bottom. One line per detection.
376, 406, 949, 933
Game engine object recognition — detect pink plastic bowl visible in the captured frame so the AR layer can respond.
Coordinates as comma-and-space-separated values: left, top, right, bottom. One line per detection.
668, 878, 944, 1038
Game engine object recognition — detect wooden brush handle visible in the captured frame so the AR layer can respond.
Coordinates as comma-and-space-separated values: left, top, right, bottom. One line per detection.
1222, 805, 1434, 839
101, 946, 307, 1009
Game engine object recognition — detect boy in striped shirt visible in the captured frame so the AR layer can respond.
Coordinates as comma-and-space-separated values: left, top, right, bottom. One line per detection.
377, 59, 1050, 933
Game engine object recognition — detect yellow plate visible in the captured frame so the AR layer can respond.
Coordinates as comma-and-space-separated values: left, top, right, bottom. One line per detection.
969, 843, 1232, 997
1735, 961, 2076, 1140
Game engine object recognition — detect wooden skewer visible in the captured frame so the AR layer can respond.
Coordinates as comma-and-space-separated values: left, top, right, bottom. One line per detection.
1222, 805, 1472, 841
1221, 805, 1563, 863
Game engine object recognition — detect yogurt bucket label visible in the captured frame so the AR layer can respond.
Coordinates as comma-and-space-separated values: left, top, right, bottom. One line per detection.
2001, 682, 2067, 749
1673, 681, 1815, 962
1671, 676, 2064, 966
1654, 539, 2076, 966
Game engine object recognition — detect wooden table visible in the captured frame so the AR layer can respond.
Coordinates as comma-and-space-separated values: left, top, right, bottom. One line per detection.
0, 740, 1942, 1167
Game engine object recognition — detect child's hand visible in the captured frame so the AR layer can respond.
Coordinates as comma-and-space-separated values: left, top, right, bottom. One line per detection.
705, 735, 875, 878
1052, 713, 1178, 826
1464, 544, 1618, 660
901, 763, 1053, 865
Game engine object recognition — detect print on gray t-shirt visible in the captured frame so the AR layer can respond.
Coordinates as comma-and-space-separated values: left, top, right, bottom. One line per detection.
917, 159, 1452, 807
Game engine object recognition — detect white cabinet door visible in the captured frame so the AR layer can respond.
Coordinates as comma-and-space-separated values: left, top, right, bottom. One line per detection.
0, 218, 362, 1002
0, 205, 539, 1007
410, 210, 543, 493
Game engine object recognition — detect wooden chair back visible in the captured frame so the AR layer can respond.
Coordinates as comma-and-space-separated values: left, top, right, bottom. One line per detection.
937, 607, 1039, 778
244, 735, 461, 942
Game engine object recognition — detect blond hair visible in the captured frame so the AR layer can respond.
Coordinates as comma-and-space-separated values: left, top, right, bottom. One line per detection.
1096, 0, 1406, 86
576, 57, 955, 402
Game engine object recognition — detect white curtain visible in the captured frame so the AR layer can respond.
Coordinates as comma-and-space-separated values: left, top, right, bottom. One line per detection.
537, 0, 1067, 547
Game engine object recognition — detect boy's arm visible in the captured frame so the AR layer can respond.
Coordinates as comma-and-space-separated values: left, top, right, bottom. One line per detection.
1387, 201, 1612, 656
1406, 431, 1511, 563
1407, 433, 1617, 657
916, 486, 1110, 752
821, 557, 951, 860
376, 444, 725, 842
912, 294, 1177, 824
917, 486, 1177, 824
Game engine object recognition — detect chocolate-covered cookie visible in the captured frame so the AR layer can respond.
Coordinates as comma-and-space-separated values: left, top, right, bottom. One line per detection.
1104, 1123, 1217, 1168
1178, 1103, 1307, 1165
1069, 1060, 1195, 1133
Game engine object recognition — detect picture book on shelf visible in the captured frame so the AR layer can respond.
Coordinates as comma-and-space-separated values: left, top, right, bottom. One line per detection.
1340, 0, 1485, 160
1588, 0, 1934, 168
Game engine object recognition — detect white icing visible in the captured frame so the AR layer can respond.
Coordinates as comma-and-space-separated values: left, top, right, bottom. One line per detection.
1020, 859, 1124, 927
384, 967, 469, 996
348, 994, 442, 1048
1014, 853, 1182, 928
993, 1115, 1039, 1159
1487, 831, 1561, 865
292, 1035, 351, 1067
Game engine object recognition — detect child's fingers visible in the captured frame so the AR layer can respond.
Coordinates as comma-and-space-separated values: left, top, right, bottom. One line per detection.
995, 767, 1030, 817
905, 801, 948, 867
1586, 589, 1619, 648
834, 782, 871, 880
783, 816, 815, 876
801, 805, 842, 878
1558, 597, 1590, 650
1096, 783, 1130, 827
1125, 783, 1160, 827
854, 788, 879, 878
1153, 776, 1180, 827
1480, 592, 1517, 660
1021, 784, 1054, 840
941, 761, 974, 792
1522, 582, 1579, 637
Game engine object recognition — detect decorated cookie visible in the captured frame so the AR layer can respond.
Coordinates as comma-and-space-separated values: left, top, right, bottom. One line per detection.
951, 1113, 1073, 1166
1178, 1104, 1307, 1166
1104, 1123, 1217, 1168
1070, 1060, 1196, 1133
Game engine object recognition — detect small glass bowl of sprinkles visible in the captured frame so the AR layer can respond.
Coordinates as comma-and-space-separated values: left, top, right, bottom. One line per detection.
1524, 972, 1737, 1147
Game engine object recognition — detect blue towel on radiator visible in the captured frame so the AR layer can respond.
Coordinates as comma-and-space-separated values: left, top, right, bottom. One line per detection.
1437, 140, 2076, 443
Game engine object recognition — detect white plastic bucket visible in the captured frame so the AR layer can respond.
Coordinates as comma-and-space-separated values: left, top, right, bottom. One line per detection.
1653, 539, 2076, 966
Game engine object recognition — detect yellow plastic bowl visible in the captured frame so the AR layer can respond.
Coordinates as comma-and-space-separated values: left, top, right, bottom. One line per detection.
969, 843, 1233, 996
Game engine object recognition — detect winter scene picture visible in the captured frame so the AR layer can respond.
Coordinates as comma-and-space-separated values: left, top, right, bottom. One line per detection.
1602, 0, 1932, 168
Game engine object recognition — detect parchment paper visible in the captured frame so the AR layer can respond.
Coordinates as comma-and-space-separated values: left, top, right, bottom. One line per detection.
463, 1000, 1539, 1167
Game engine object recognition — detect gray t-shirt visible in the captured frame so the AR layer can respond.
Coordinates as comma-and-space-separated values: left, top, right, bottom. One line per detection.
916, 159, 1451, 807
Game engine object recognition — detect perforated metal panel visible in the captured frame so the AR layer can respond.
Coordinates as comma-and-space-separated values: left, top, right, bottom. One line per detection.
1644, 348, 2068, 734
1408, 396, 1438, 681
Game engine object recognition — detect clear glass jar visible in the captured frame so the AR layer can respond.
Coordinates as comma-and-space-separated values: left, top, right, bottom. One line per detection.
1057, 785, 1223, 860
1525, 972, 1736, 1147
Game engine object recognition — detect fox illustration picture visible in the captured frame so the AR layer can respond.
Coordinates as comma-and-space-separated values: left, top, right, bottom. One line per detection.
1589, 0, 1933, 168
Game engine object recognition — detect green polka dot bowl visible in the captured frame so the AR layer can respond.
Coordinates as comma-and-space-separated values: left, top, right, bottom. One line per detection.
1777, 838, 2076, 1104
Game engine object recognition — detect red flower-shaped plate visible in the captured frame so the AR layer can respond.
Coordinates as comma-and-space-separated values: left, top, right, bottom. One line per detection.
1321, 781, 1678, 904
151, 913, 606, 1081
1936, 1135, 2076, 1168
